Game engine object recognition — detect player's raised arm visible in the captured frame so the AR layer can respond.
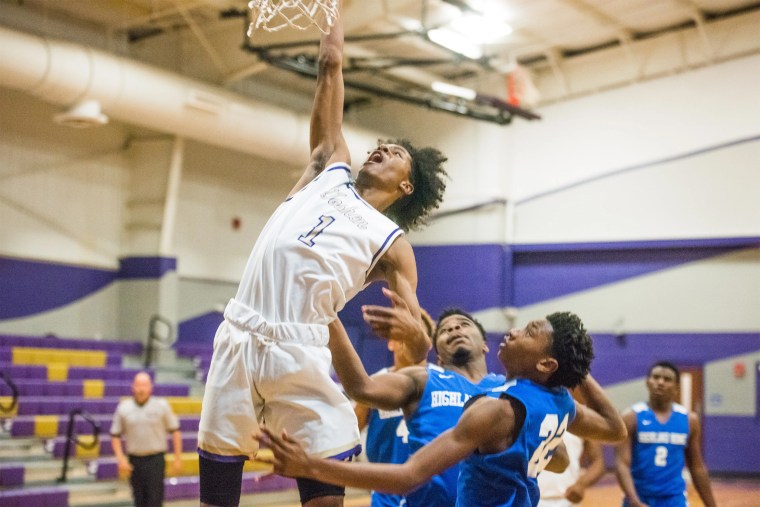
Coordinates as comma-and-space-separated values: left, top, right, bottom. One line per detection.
256, 393, 503, 495
288, 0, 349, 198
362, 285, 431, 365
568, 374, 627, 443
328, 318, 421, 411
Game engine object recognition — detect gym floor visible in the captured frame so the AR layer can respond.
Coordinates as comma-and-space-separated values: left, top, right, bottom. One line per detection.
162, 475, 760, 506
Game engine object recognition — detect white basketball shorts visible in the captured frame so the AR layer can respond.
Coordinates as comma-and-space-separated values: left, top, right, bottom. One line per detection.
197, 307, 360, 461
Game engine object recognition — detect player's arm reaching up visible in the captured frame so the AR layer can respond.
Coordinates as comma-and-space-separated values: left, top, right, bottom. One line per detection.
288, 0, 348, 198
568, 375, 627, 443
328, 299, 425, 411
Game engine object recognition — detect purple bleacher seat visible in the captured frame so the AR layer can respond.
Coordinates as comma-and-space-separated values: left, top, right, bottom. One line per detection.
51, 432, 198, 458
178, 416, 200, 432
0, 333, 143, 355
0, 378, 188, 398
0, 486, 68, 507
7, 418, 34, 437
0, 464, 24, 487
67, 366, 153, 381
194, 356, 213, 370
43, 383, 68, 397
0, 347, 123, 368
90, 458, 118, 480
102, 382, 189, 397
105, 353, 121, 366
15, 396, 120, 416
9, 414, 200, 437
174, 342, 212, 359
154, 384, 190, 396
0, 364, 48, 379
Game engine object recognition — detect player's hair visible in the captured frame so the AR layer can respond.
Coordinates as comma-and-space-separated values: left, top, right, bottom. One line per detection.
648, 360, 680, 383
382, 139, 448, 232
545, 312, 594, 389
433, 308, 486, 352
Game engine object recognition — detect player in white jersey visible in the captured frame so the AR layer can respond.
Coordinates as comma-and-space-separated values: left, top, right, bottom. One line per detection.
197, 1, 448, 506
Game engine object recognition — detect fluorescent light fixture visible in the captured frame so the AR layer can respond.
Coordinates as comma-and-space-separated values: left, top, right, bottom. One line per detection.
432, 81, 477, 101
393, 15, 423, 32
449, 14, 512, 43
467, 0, 514, 21
428, 28, 483, 59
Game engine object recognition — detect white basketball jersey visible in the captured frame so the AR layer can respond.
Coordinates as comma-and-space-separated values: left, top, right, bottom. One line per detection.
234, 163, 403, 328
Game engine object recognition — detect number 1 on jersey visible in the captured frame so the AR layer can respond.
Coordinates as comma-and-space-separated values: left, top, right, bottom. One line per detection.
299, 215, 336, 247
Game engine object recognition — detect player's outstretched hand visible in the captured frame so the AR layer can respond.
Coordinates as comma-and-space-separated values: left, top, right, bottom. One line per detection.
362, 287, 420, 342
254, 426, 314, 479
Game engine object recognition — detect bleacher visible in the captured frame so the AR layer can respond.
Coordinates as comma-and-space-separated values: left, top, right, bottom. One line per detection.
0, 333, 299, 506
174, 342, 213, 382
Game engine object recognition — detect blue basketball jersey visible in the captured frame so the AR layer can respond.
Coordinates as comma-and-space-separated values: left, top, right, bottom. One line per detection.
366, 369, 410, 507
630, 402, 689, 498
406, 364, 506, 507
456, 378, 576, 507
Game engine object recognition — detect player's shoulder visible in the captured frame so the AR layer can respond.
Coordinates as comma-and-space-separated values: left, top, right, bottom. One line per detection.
672, 402, 689, 415
631, 401, 649, 413
428, 363, 445, 373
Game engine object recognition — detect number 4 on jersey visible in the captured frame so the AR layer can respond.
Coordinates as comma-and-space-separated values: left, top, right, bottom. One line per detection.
298, 215, 335, 247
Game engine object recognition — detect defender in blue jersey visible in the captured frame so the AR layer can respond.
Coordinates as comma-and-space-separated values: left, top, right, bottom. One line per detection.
615, 361, 716, 507
258, 311, 628, 507
355, 311, 433, 507
332, 305, 506, 506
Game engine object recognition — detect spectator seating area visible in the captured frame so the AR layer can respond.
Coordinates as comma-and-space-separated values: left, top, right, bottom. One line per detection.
0, 333, 297, 506
174, 342, 214, 382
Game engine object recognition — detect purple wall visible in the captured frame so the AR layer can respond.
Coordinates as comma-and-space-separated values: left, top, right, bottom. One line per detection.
5, 240, 759, 474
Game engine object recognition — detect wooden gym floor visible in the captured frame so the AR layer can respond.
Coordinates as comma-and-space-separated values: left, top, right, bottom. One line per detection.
164, 474, 760, 506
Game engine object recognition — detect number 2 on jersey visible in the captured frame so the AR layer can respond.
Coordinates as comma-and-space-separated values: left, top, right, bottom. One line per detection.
654, 445, 668, 467
298, 215, 335, 247
527, 413, 569, 478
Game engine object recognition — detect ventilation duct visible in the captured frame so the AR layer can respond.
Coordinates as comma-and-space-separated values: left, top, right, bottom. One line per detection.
0, 25, 382, 165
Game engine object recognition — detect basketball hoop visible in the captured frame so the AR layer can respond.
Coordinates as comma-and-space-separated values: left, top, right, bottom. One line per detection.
247, 0, 339, 36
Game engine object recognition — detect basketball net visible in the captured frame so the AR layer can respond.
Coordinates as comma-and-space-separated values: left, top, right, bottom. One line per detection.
247, 0, 339, 36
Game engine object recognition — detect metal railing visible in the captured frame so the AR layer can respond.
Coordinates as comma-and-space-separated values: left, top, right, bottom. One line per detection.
0, 371, 19, 414
144, 314, 173, 369
57, 408, 100, 483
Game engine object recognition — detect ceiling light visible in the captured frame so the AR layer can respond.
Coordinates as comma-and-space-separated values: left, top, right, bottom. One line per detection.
427, 28, 483, 59
449, 14, 512, 43
431, 81, 477, 100
53, 99, 109, 128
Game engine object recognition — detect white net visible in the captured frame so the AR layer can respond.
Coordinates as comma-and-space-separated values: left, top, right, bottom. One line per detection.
247, 0, 339, 36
